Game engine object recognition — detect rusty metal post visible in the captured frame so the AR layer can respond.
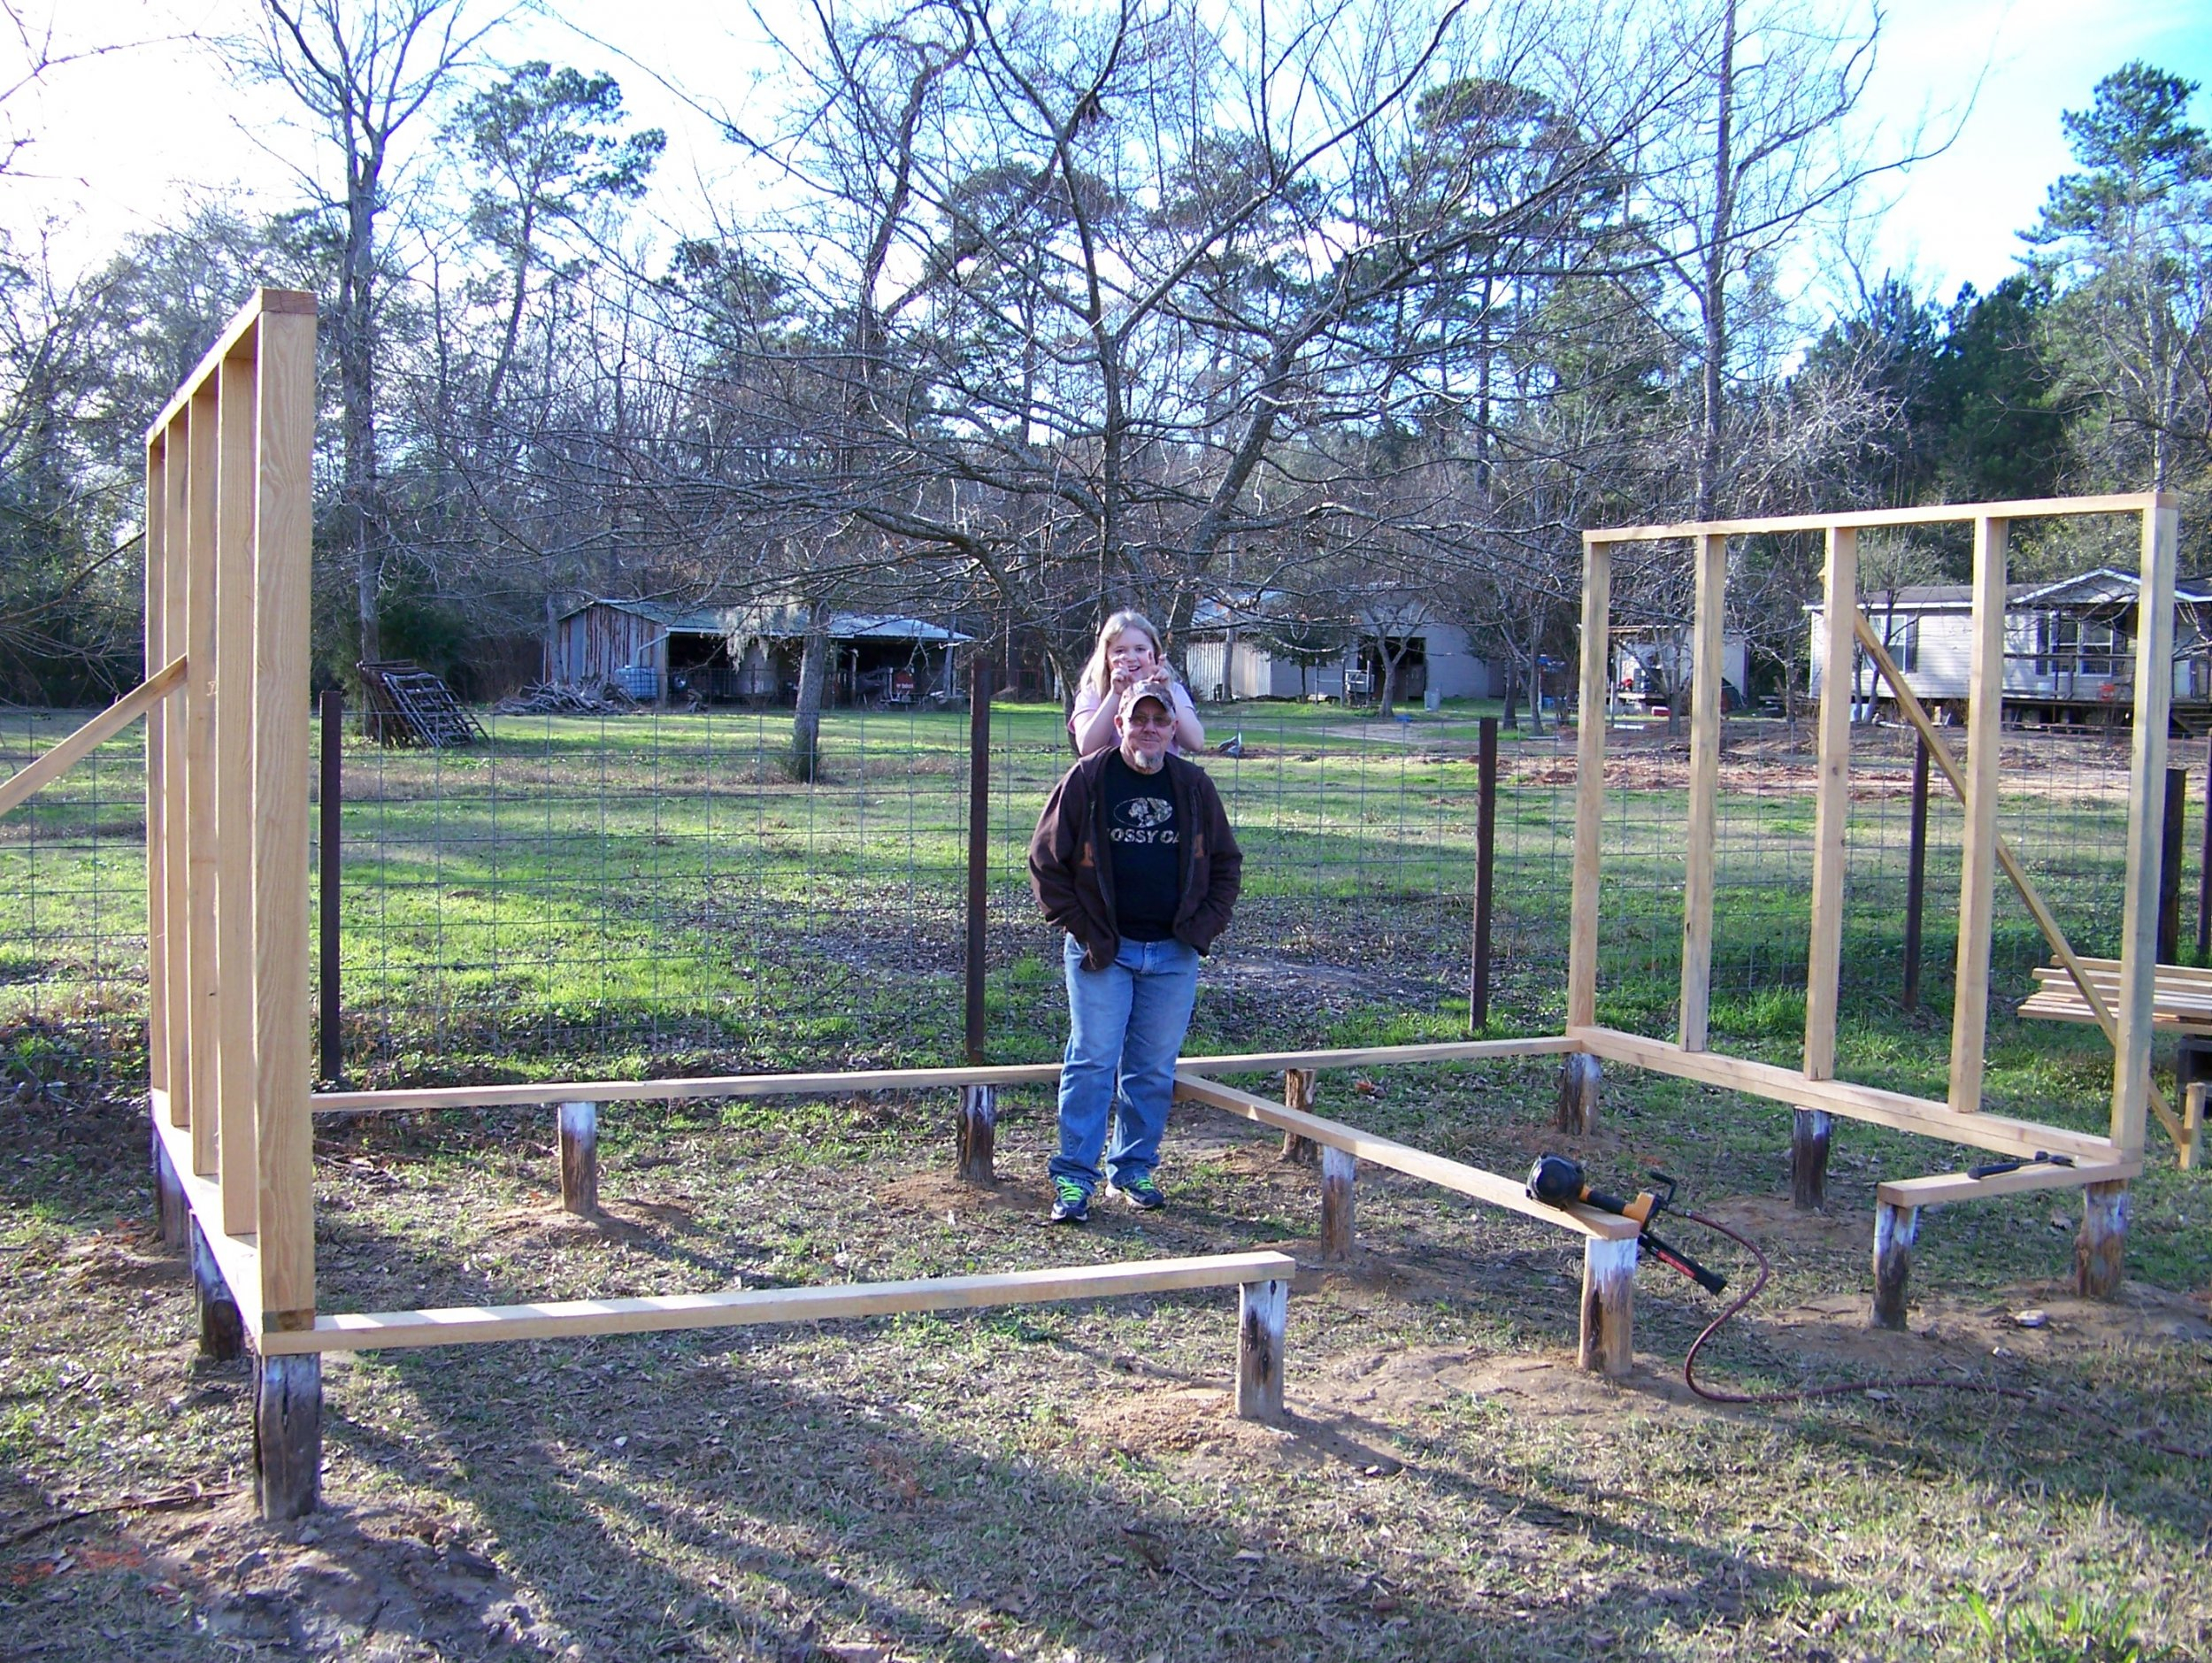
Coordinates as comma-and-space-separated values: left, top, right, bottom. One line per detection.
965, 658, 993, 1066
1471, 716, 1497, 1029
319, 689, 342, 1083
1902, 734, 1930, 1012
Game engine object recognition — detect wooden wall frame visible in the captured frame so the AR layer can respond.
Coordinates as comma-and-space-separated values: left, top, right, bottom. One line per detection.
1571, 494, 2180, 1168
12, 327, 2187, 1521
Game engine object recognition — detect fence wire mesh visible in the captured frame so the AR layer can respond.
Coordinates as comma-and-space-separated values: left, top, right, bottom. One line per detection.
0, 697, 2193, 1146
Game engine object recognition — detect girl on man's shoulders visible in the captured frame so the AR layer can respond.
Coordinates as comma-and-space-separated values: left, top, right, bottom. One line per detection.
1068, 609, 1205, 757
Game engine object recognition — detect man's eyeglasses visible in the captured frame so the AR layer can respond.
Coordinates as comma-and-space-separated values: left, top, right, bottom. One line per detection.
1124, 709, 1174, 732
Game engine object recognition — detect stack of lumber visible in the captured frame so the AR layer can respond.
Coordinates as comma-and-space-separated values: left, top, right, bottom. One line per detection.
2018, 956, 2212, 1034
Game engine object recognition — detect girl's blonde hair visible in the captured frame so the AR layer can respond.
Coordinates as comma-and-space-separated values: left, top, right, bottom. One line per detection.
1082, 609, 1183, 697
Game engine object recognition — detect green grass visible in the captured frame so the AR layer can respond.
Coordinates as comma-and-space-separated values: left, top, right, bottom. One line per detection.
0, 702, 2180, 1135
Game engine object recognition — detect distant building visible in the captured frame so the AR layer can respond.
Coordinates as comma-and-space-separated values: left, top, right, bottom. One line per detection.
1806, 568, 2212, 728
1179, 593, 1495, 703
546, 599, 972, 706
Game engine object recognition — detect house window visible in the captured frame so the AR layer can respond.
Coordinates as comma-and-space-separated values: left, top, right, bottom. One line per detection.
2039, 614, 2124, 678
1896, 618, 1919, 674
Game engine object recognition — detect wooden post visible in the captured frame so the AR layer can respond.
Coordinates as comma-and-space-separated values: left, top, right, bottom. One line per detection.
189, 1218, 243, 1360
2181, 1081, 2203, 1172
1949, 515, 2008, 1115
213, 355, 257, 1237
1236, 1275, 1287, 1422
1566, 535, 1611, 1030
2073, 1180, 2127, 1298
252, 296, 319, 1339
151, 1120, 188, 1250
1870, 1201, 1917, 1330
1555, 1052, 1599, 1136
1799, 526, 1855, 1212
319, 689, 342, 1085
185, 388, 221, 1190
2115, 503, 2178, 1159
1679, 532, 1727, 1051
1279, 1067, 1317, 1165
558, 1100, 599, 1214
956, 1083, 996, 1183
964, 657, 991, 1066
1318, 1146, 1356, 1261
1471, 716, 1497, 1029
254, 1353, 321, 1521
1791, 1109, 1832, 1211
2198, 734, 2212, 960
1902, 735, 1931, 1012
2158, 766, 2185, 965
1578, 1235, 1635, 1376
162, 416, 191, 1141
144, 431, 172, 1122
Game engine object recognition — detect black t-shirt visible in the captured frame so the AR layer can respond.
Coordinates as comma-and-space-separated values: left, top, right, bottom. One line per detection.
1102, 751, 1180, 941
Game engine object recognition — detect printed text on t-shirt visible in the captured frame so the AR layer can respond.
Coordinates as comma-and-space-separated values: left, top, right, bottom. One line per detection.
1111, 797, 1177, 843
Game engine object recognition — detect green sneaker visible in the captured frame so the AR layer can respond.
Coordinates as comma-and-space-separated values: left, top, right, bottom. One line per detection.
1109, 1174, 1165, 1212
1048, 1177, 1090, 1224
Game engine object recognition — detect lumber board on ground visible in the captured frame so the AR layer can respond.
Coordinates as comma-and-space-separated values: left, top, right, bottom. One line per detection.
260, 1251, 1300, 1354
2020, 990, 2212, 1029
1173, 1073, 1640, 1241
1877, 1159, 2141, 1209
1565, 1026, 2114, 1163
310, 1037, 1578, 1115
2031, 959, 2212, 990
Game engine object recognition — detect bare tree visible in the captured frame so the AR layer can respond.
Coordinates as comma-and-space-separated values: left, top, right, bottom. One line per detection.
247, 0, 500, 663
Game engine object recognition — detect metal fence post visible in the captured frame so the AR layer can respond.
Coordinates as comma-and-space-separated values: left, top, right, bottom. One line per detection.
1471, 715, 1497, 1029
319, 689, 342, 1084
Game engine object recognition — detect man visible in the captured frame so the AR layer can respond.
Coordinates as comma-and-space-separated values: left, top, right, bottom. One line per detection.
1028, 677, 1243, 1223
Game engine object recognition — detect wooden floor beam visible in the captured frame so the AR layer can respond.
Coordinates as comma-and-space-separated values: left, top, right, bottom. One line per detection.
1175, 1072, 1639, 1241
260, 1251, 1299, 1355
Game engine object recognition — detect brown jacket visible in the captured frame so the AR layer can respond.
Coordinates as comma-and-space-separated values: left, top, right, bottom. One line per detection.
1028, 750, 1242, 970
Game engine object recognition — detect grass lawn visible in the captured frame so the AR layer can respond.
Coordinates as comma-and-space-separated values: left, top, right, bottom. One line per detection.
0, 700, 2205, 1659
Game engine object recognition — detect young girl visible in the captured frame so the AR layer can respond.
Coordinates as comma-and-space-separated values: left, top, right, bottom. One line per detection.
1068, 610, 1206, 756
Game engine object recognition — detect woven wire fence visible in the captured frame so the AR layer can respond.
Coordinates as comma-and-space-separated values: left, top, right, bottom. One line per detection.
0, 697, 2193, 1126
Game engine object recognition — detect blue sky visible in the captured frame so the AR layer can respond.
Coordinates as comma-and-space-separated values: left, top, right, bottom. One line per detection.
4, 0, 2208, 312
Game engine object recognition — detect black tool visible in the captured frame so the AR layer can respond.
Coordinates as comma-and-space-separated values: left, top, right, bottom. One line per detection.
1526, 1154, 1729, 1295
1966, 1151, 2076, 1181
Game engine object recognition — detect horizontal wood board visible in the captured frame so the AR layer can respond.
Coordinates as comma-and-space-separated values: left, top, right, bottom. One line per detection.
1566, 1027, 2114, 1163
312, 1036, 1576, 1115
1172, 1072, 1640, 1241
260, 1251, 1299, 1354
1878, 1159, 2141, 1209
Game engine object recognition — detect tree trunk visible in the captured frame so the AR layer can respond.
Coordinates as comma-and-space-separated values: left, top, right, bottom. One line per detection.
1695, 0, 1738, 526
789, 601, 830, 781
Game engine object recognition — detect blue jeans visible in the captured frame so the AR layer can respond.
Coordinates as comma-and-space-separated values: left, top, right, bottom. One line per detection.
1050, 935, 1201, 1196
